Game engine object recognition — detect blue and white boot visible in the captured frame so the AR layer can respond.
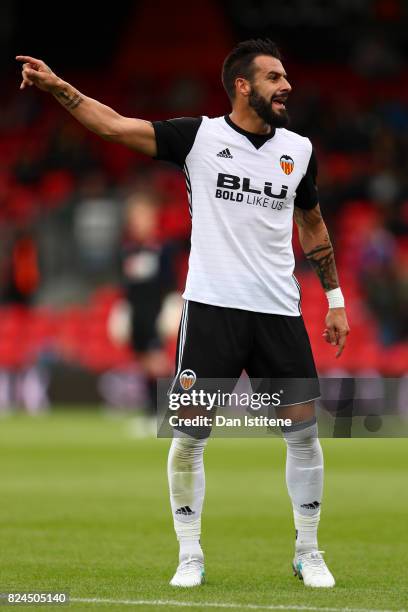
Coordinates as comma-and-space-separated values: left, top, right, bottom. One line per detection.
170, 555, 205, 587
293, 550, 335, 587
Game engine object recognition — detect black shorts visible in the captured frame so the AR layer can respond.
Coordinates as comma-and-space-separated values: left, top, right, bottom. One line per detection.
170, 300, 319, 405
130, 305, 162, 353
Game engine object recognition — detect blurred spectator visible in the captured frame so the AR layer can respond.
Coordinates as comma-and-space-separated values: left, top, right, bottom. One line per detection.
166, 75, 208, 113
73, 172, 122, 279
1, 230, 40, 304
351, 33, 403, 78
43, 121, 99, 176
368, 169, 401, 206
358, 222, 402, 345
111, 192, 179, 414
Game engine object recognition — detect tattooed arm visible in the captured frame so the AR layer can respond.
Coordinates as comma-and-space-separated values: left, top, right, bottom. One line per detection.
294, 204, 339, 290
16, 55, 156, 156
294, 204, 350, 357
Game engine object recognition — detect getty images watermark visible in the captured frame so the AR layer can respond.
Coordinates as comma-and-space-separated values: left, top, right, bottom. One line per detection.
167, 387, 292, 429
156, 370, 302, 435
168, 388, 283, 409
157, 374, 408, 438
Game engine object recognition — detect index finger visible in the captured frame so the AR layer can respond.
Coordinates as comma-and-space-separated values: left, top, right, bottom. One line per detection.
335, 332, 347, 358
15, 55, 43, 66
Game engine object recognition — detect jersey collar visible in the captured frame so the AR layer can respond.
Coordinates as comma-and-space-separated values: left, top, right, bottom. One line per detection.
224, 114, 276, 150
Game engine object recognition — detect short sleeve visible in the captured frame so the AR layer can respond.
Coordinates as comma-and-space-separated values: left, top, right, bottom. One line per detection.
152, 117, 203, 169
294, 149, 319, 210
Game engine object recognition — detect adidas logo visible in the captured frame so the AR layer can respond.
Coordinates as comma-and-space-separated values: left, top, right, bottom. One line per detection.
175, 505, 195, 516
300, 501, 321, 510
217, 148, 233, 158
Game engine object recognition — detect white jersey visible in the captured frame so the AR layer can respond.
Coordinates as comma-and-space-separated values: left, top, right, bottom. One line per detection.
153, 115, 318, 316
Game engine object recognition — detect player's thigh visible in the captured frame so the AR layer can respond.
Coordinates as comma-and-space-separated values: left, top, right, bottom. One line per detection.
173, 300, 250, 380
246, 313, 319, 406
169, 300, 250, 438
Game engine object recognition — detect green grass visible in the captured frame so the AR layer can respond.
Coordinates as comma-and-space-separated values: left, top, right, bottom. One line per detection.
0, 410, 407, 611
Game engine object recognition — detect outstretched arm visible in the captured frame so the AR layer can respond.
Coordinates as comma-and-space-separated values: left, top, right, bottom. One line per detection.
294, 204, 350, 357
16, 55, 157, 157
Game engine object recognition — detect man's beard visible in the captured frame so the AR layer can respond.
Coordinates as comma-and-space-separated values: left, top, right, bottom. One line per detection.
248, 87, 290, 128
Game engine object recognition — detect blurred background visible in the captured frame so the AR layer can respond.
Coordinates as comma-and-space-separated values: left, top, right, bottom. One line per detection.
1, 0, 408, 414
1, 6, 407, 604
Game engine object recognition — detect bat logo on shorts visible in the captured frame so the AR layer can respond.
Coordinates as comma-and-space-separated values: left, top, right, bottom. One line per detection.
280, 155, 294, 175
179, 369, 196, 390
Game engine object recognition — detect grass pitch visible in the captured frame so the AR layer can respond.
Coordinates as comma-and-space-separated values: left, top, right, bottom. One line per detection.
0, 410, 407, 611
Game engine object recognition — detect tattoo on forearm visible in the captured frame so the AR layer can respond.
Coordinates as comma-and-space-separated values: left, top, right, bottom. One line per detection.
294, 204, 339, 291
305, 237, 339, 291
55, 86, 84, 110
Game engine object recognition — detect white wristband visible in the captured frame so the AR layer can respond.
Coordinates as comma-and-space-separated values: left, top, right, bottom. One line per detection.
326, 287, 345, 309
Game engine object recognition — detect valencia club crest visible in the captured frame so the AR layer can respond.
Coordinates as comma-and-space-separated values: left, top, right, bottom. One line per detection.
280, 155, 294, 175
179, 369, 196, 390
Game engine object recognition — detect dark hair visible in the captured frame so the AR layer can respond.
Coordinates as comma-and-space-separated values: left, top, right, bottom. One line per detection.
222, 38, 282, 100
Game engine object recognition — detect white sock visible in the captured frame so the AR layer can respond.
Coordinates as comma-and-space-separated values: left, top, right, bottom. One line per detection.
283, 419, 323, 553
167, 434, 208, 560
294, 509, 320, 553
179, 537, 203, 560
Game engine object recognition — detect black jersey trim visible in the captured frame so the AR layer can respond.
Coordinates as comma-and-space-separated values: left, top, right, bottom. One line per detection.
168, 300, 189, 395
292, 274, 302, 315
224, 114, 276, 150
183, 163, 193, 217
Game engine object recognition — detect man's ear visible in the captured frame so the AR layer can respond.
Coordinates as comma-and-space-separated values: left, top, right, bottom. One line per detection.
235, 77, 251, 98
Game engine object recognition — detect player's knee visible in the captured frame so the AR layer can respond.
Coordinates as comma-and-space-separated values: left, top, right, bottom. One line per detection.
283, 418, 321, 459
169, 435, 208, 465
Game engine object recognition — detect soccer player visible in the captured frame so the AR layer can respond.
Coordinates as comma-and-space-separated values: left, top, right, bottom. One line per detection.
17, 39, 350, 589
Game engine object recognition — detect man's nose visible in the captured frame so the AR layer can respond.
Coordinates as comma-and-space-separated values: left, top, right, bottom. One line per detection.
282, 78, 292, 93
